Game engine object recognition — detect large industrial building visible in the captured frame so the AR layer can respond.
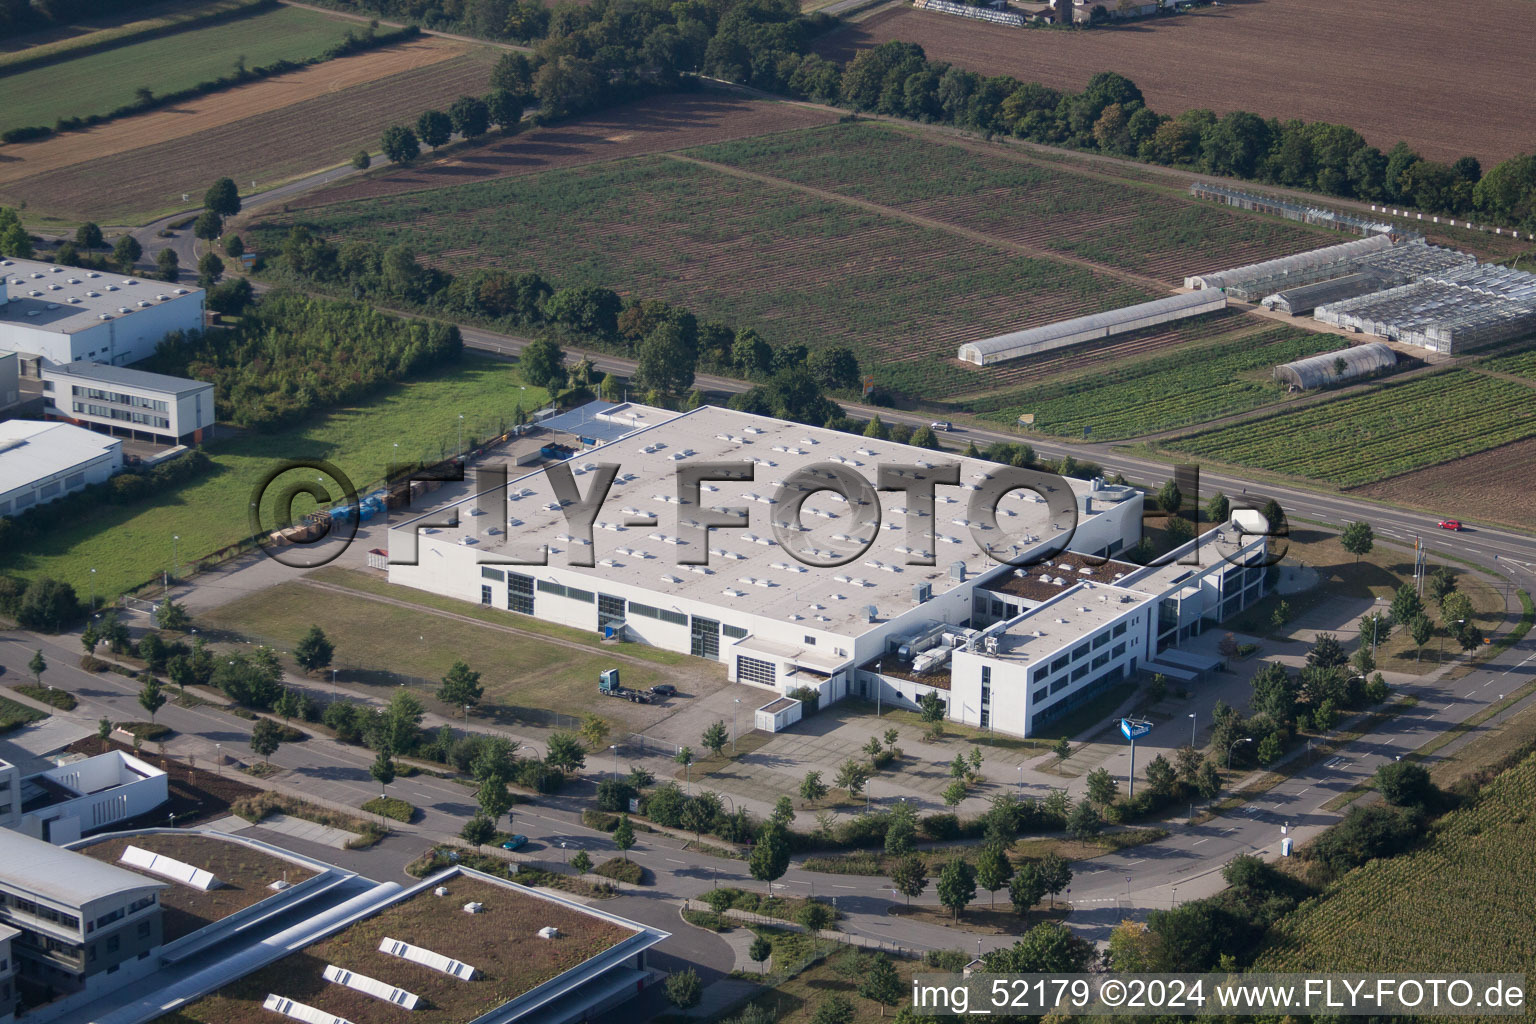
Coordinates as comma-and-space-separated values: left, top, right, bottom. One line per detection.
0, 748, 168, 845
389, 403, 1269, 737
957, 291, 1227, 366
0, 419, 122, 518
41, 362, 215, 446
0, 258, 204, 369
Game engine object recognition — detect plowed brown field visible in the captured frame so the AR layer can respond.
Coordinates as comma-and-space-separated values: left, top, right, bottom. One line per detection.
292, 92, 837, 207
819, 0, 1536, 164
1352, 436, 1536, 531
0, 49, 496, 223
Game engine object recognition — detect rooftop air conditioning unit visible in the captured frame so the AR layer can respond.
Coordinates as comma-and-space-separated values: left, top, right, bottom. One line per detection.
950, 561, 966, 581
865, 605, 879, 622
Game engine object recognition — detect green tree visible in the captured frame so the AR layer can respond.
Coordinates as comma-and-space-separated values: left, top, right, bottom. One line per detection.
193, 209, 222, 243
1053, 736, 1071, 761
1390, 583, 1424, 627
293, 625, 333, 674
665, 968, 702, 1010
197, 251, 224, 287
0, 222, 33, 259
1085, 767, 1118, 805
702, 720, 729, 757
976, 845, 1014, 909
748, 934, 772, 973
461, 814, 494, 850
1340, 520, 1375, 561
157, 597, 189, 631
859, 956, 903, 1016
97, 717, 113, 752
811, 996, 855, 1024
249, 717, 281, 765
545, 731, 586, 773
680, 795, 712, 840
1352, 642, 1376, 677
1361, 610, 1392, 650
749, 822, 791, 894
612, 814, 635, 861
1067, 799, 1102, 840
771, 795, 795, 828
863, 414, 887, 439
351, 150, 371, 170
936, 857, 976, 919
1256, 733, 1283, 765
799, 770, 827, 805
28, 648, 46, 685
416, 109, 452, 148
1009, 862, 1047, 919
984, 921, 1093, 973
1427, 566, 1458, 604
1038, 852, 1072, 907
448, 94, 490, 138
380, 124, 419, 163
1375, 760, 1433, 807
634, 320, 696, 396
674, 745, 694, 787
1206, 490, 1230, 523
1196, 760, 1222, 799
486, 88, 523, 131
1441, 591, 1475, 635
370, 749, 396, 801
1157, 479, 1181, 516
476, 776, 513, 829
579, 713, 610, 751
891, 853, 927, 904
204, 177, 241, 217
1144, 753, 1176, 795
570, 850, 593, 874
519, 335, 567, 390
156, 247, 179, 282
942, 778, 968, 807
1409, 613, 1434, 660
112, 234, 142, 270
885, 800, 917, 856
837, 759, 871, 798
437, 660, 484, 711
1308, 632, 1348, 669
75, 221, 104, 254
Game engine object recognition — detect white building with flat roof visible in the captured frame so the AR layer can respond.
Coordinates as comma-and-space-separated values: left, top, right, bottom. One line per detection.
389, 404, 1152, 730
0, 351, 18, 412
42, 361, 214, 446
0, 420, 122, 518
0, 258, 203, 368
11, 751, 168, 846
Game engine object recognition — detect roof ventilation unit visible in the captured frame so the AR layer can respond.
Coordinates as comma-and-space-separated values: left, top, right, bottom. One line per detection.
864, 605, 879, 623
949, 561, 966, 581
913, 583, 932, 604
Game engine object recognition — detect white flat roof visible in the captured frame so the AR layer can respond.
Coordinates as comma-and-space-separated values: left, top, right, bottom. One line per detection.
0, 419, 120, 493
984, 580, 1155, 664
399, 406, 1122, 637
0, 257, 202, 335
43, 360, 211, 397
0, 828, 165, 908
1119, 520, 1267, 593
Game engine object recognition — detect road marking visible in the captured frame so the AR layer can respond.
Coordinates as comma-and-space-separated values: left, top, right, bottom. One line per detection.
833, 884, 856, 889
1192, 838, 1211, 845
666, 858, 686, 865
1222, 827, 1239, 834
1298, 786, 1312, 794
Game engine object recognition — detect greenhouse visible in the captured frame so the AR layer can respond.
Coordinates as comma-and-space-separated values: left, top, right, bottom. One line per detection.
1263, 274, 1384, 315
1184, 235, 1395, 300
1274, 342, 1397, 390
957, 291, 1225, 366
1315, 281, 1536, 354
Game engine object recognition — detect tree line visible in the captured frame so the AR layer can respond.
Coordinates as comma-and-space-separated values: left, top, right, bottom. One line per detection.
326, 0, 1536, 231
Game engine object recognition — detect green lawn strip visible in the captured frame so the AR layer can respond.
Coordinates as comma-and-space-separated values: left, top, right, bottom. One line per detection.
0, 5, 362, 134
0, 695, 48, 733
200, 581, 667, 724
0, 0, 267, 76
838, 682, 1134, 751
0, 355, 546, 598
306, 566, 691, 668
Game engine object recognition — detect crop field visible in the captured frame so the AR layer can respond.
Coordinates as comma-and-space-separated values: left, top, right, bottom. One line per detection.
1256, 752, 1536, 980
294, 92, 837, 208
0, 356, 547, 599
0, 5, 362, 135
0, 0, 262, 64
1167, 369, 1536, 487
1352, 436, 1536, 531
687, 122, 1331, 284
1480, 348, 1536, 380
257, 154, 1152, 396
970, 324, 1343, 439
0, 46, 493, 223
818, 0, 1536, 164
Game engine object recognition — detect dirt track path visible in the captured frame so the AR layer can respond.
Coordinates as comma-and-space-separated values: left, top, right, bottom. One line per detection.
665, 152, 1172, 293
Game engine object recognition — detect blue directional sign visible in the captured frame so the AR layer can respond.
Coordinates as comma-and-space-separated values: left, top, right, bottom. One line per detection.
1120, 718, 1152, 741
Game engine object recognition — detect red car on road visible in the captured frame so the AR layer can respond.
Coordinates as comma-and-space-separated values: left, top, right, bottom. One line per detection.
1437, 519, 1463, 531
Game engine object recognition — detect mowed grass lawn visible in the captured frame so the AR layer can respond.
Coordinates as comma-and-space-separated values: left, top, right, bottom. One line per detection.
0, 5, 359, 134
200, 581, 668, 721
0, 356, 547, 598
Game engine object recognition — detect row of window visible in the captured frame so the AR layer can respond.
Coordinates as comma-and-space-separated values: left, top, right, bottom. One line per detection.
1034, 641, 1128, 705
536, 579, 594, 603
1, 894, 79, 930
486, 568, 750, 640
628, 602, 688, 626
70, 385, 169, 412
71, 402, 170, 429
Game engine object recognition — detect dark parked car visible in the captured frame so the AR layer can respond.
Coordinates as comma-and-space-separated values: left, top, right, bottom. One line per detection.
501, 835, 529, 851
650, 684, 677, 697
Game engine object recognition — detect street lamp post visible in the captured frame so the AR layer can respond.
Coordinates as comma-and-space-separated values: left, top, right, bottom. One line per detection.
610, 744, 619, 779
1016, 764, 1023, 791
733, 699, 741, 754
332, 668, 338, 703
1188, 712, 1197, 748
90, 568, 97, 614
457, 414, 464, 455
172, 534, 179, 583
1227, 736, 1254, 770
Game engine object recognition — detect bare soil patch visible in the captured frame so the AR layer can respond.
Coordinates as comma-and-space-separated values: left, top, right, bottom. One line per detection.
1351, 436, 1536, 532
295, 91, 837, 207
0, 38, 463, 186
0, 49, 495, 223
818, 0, 1536, 164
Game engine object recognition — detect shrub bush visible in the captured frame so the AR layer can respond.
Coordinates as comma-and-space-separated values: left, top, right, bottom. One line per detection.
921, 812, 961, 840
117, 721, 170, 742
361, 796, 416, 822
594, 857, 646, 884
13, 684, 77, 710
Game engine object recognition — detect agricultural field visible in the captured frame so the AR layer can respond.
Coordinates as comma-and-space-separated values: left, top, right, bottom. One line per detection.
254, 153, 1152, 397
1166, 369, 1536, 488
818, 0, 1536, 164
687, 121, 1332, 284
1256, 751, 1536, 978
0, 356, 547, 599
0, 4, 363, 135
1352, 436, 1536, 532
969, 324, 1345, 439
0, 0, 261, 64
1480, 347, 1536, 380
294, 92, 837, 208
0, 45, 493, 224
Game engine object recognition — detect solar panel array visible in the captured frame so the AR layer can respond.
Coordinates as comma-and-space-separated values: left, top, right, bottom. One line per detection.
261, 994, 354, 1024
378, 937, 477, 980
119, 845, 219, 891
323, 964, 421, 1009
